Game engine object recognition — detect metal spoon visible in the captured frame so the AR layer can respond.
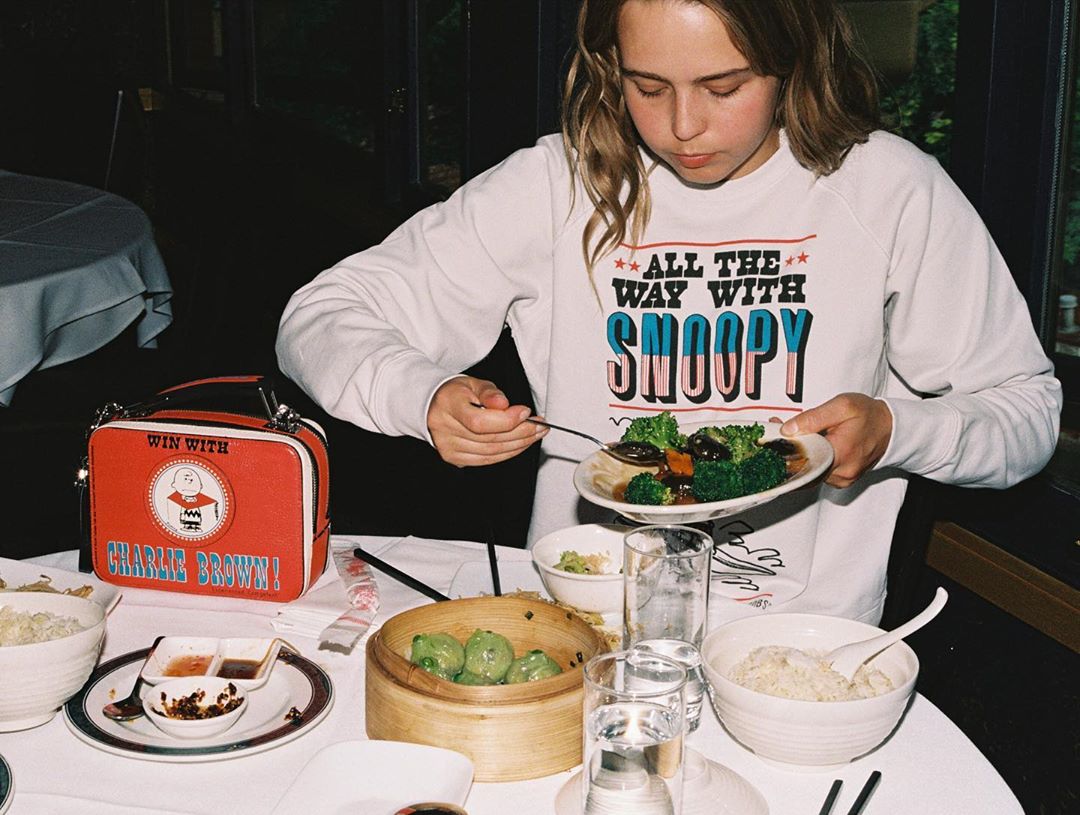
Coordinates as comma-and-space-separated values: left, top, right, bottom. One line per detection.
526, 418, 665, 465
466, 401, 665, 466
826, 588, 949, 680
102, 635, 165, 722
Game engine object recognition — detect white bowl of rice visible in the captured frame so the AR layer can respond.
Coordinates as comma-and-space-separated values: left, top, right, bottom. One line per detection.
531, 523, 628, 615
0, 592, 106, 731
701, 612, 918, 769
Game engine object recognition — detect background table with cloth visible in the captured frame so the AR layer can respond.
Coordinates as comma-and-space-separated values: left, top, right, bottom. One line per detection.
0, 170, 171, 406
0, 535, 1023, 814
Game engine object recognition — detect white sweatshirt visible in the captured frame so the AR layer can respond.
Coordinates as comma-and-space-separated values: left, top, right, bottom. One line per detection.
277, 131, 1061, 625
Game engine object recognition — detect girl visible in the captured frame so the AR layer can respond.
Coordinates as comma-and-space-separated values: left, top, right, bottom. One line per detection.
277, 0, 1061, 624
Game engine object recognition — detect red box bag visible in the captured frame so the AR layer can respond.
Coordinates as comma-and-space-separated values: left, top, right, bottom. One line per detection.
80, 376, 331, 602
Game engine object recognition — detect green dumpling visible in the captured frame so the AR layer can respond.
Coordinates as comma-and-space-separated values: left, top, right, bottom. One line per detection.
452, 669, 498, 685
410, 632, 465, 679
463, 629, 515, 683
504, 649, 563, 684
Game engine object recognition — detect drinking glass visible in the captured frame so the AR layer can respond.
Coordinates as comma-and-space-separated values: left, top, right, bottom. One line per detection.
582, 650, 687, 815
623, 525, 713, 732
630, 639, 705, 734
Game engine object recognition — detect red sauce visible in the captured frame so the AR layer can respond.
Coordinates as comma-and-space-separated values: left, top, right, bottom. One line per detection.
162, 654, 213, 677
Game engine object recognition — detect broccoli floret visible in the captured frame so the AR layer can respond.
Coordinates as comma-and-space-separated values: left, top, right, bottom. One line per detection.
623, 473, 674, 505
691, 459, 744, 502
697, 423, 765, 463
620, 411, 686, 451
738, 446, 788, 493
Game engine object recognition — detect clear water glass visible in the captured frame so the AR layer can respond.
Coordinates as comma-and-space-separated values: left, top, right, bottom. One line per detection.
623, 525, 713, 649
631, 639, 705, 733
582, 650, 687, 815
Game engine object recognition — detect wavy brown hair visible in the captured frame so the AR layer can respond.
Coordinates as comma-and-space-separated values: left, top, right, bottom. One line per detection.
562, 0, 880, 273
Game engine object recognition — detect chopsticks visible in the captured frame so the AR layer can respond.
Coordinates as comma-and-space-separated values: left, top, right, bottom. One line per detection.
817, 779, 844, 815
353, 547, 451, 603
487, 540, 502, 596
817, 771, 882, 815
846, 770, 882, 814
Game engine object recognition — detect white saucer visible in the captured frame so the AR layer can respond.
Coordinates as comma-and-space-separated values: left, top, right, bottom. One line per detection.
271, 739, 473, 814
555, 748, 768, 815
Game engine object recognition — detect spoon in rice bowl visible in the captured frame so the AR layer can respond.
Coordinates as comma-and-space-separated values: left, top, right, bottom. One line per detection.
825, 588, 948, 681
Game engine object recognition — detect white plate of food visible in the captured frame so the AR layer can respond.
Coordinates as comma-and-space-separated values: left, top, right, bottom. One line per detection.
271, 739, 473, 815
573, 418, 833, 525
63, 646, 332, 762
0, 557, 120, 613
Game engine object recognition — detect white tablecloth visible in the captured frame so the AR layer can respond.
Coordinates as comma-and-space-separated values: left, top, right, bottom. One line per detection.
0, 169, 172, 406
0, 536, 1022, 814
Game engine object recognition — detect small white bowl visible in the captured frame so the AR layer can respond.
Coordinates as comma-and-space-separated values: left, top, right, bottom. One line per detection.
142, 676, 248, 740
531, 523, 628, 614
143, 636, 284, 690
701, 612, 919, 769
0, 593, 106, 731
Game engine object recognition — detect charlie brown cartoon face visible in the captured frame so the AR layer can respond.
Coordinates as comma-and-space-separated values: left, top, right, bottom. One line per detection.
171, 467, 203, 497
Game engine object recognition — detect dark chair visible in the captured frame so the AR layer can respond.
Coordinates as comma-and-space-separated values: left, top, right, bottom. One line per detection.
881, 474, 939, 629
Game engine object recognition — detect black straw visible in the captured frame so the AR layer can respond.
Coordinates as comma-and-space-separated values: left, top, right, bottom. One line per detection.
353, 547, 451, 603
845, 771, 882, 815
818, 779, 843, 815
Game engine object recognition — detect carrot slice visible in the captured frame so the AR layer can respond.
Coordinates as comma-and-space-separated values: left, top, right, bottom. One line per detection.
665, 449, 694, 476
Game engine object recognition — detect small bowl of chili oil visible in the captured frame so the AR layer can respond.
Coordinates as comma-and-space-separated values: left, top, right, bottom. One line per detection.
142, 676, 248, 739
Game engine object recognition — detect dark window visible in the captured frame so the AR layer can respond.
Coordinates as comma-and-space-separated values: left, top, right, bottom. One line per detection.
418, 0, 465, 196
936, 0, 1078, 582
167, 0, 226, 102
251, 0, 383, 153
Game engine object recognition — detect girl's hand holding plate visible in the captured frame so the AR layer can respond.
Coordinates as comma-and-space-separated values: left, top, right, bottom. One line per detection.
781, 393, 893, 489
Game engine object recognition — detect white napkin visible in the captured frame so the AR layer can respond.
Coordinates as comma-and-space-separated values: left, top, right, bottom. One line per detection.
270, 544, 381, 653
269, 567, 350, 639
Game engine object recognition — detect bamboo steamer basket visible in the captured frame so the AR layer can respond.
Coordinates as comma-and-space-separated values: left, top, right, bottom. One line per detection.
366, 596, 608, 781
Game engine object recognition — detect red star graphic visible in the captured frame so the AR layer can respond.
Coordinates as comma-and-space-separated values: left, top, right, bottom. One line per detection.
614, 258, 626, 269
797, 252, 809, 263
785, 255, 795, 266
629, 261, 640, 271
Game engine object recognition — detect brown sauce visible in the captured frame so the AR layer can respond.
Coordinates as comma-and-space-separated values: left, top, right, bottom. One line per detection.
216, 658, 263, 679
162, 654, 213, 677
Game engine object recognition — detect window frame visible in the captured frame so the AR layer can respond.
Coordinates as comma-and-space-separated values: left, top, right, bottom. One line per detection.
937, 0, 1079, 576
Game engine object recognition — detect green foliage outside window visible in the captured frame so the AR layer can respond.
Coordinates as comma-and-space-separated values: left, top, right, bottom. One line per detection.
879, 0, 959, 168
1060, 79, 1080, 268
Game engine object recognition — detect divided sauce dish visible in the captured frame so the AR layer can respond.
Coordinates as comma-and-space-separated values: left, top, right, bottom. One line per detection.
141, 636, 288, 690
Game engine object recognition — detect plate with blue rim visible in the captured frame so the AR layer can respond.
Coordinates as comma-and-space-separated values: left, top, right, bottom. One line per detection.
0, 752, 12, 815
63, 646, 333, 762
